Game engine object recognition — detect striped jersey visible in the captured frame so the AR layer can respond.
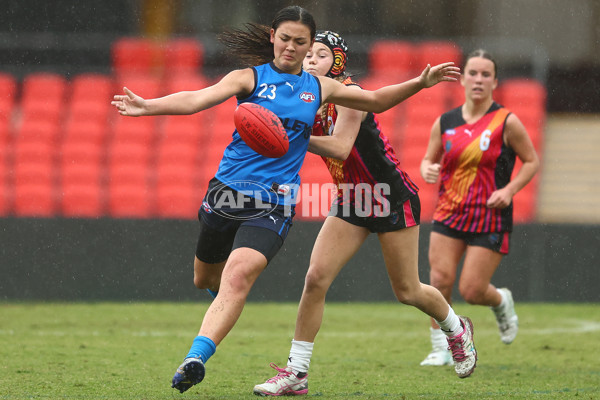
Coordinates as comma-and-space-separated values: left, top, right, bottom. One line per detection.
216, 62, 322, 204
434, 102, 516, 232
311, 78, 418, 212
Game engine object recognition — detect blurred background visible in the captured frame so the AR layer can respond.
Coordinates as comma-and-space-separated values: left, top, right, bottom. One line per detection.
0, 0, 598, 302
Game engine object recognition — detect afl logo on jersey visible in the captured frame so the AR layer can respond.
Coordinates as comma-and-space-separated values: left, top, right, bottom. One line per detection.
299, 92, 316, 103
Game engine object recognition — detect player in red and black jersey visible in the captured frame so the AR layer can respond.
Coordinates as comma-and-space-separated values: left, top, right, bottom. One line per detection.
419, 49, 539, 366
255, 31, 475, 396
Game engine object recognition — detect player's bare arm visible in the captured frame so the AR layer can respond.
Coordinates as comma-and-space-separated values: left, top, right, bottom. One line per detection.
487, 114, 540, 208
421, 117, 444, 184
112, 69, 254, 116
320, 62, 460, 114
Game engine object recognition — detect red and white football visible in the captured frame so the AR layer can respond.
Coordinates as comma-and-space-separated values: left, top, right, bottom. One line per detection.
233, 102, 289, 158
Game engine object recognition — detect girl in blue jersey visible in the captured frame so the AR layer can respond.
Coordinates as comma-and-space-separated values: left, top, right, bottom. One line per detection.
111, 6, 460, 394
253, 31, 476, 396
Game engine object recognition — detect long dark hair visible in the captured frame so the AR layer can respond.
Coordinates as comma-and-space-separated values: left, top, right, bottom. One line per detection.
218, 5, 316, 67
464, 49, 498, 78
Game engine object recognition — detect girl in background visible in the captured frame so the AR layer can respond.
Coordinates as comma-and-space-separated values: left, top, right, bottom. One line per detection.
419, 49, 539, 366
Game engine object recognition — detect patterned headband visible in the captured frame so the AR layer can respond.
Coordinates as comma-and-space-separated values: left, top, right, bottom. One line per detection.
314, 30, 349, 78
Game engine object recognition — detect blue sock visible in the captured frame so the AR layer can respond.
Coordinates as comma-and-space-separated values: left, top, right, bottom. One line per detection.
206, 289, 218, 299
186, 336, 216, 363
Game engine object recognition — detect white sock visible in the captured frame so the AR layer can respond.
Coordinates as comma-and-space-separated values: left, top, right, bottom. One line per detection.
430, 327, 448, 351
435, 306, 463, 337
287, 339, 314, 376
492, 288, 507, 311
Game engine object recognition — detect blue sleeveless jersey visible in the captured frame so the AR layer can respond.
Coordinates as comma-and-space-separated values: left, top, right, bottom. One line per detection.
215, 62, 321, 204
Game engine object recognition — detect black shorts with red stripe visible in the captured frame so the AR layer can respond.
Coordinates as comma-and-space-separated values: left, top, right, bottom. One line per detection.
330, 194, 420, 233
432, 221, 510, 254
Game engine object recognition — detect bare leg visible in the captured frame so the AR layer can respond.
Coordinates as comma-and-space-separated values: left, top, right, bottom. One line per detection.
294, 217, 369, 342
193, 256, 226, 292
459, 245, 503, 307
198, 247, 267, 345
378, 226, 451, 322
427, 232, 466, 328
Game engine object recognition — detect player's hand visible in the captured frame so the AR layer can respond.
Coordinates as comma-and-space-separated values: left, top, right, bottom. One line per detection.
111, 87, 147, 116
419, 62, 461, 88
486, 187, 513, 209
422, 163, 441, 184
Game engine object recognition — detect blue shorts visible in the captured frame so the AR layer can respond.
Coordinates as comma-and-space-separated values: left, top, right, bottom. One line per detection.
195, 178, 294, 264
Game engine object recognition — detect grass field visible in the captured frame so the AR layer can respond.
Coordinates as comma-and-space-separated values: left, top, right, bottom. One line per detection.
1, 302, 599, 399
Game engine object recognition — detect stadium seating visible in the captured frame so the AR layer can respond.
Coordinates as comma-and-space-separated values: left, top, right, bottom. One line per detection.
415, 40, 463, 69
111, 37, 162, 77
155, 164, 200, 219
164, 38, 204, 75
368, 40, 416, 77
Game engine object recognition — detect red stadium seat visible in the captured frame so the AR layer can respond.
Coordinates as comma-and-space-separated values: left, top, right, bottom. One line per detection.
60, 141, 104, 170
16, 117, 62, 145
415, 40, 463, 69
0, 72, 17, 102
115, 74, 163, 99
108, 182, 153, 218
61, 183, 104, 218
417, 182, 439, 222
20, 98, 63, 125
499, 78, 546, 109
70, 73, 114, 101
111, 37, 162, 77
156, 184, 199, 219
160, 116, 204, 145
369, 40, 416, 76
13, 140, 55, 165
63, 119, 107, 146
21, 72, 67, 101
164, 38, 204, 75
157, 142, 198, 168
108, 141, 152, 168
155, 164, 199, 219
402, 120, 434, 151
67, 100, 112, 126
108, 162, 149, 186
404, 101, 444, 127
61, 162, 103, 188
446, 81, 465, 109
111, 117, 157, 146
13, 182, 57, 217
0, 73, 17, 130
164, 73, 210, 93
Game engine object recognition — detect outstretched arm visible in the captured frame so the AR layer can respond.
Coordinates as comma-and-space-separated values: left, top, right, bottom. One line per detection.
111, 69, 254, 116
321, 62, 460, 114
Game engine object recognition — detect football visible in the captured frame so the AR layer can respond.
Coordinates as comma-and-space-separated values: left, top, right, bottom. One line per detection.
233, 102, 289, 158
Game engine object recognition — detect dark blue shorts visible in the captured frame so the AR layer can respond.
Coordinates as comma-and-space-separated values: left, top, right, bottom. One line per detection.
195, 178, 294, 264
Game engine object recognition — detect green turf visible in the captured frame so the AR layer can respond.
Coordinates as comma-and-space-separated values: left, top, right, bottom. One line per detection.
1, 302, 599, 399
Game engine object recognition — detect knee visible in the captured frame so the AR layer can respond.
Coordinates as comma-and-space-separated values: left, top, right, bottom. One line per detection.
459, 285, 486, 305
430, 267, 455, 291
193, 275, 208, 290
303, 264, 332, 296
391, 283, 420, 306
